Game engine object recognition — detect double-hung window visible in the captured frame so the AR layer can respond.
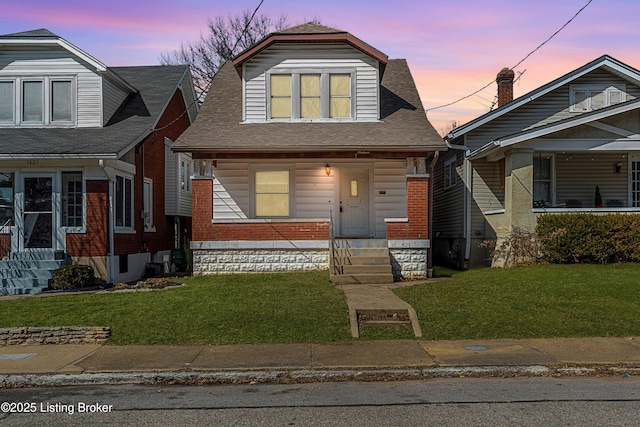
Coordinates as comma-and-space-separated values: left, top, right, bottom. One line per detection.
533, 153, 554, 207
0, 77, 75, 126
253, 168, 292, 217
62, 172, 83, 228
268, 71, 353, 120
444, 157, 457, 189
570, 84, 626, 112
143, 178, 154, 231
115, 175, 133, 230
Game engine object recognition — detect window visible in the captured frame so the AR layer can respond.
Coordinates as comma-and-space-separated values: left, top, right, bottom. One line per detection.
0, 77, 74, 126
62, 172, 83, 228
444, 157, 457, 189
254, 170, 290, 217
570, 84, 626, 112
0, 82, 14, 123
330, 74, 351, 118
143, 178, 154, 231
270, 74, 292, 119
0, 173, 14, 226
533, 153, 553, 207
22, 81, 43, 123
115, 175, 133, 229
268, 72, 353, 120
180, 160, 191, 191
51, 80, 72, 122
300, 74, 321, 118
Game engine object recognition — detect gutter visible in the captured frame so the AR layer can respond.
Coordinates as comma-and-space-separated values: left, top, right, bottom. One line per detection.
427, 151, 440, 278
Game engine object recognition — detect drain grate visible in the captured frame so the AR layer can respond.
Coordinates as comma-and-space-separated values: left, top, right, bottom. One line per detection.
465, 345, 488, 351
0, 353, 36, 361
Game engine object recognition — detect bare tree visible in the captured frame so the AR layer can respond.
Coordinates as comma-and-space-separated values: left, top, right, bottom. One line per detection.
160, 10, 288, 100
439, 120, 458, 137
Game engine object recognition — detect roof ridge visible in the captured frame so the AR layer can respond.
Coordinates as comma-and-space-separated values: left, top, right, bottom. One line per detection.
275, 22, 345, 35
0, 28, 59, 38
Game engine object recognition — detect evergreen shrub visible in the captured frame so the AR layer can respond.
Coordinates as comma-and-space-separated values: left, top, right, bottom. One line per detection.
51, 264, 96, 290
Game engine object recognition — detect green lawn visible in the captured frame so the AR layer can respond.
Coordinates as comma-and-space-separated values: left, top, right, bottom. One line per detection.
1, 264, 639, 344
396, 263, 640, 340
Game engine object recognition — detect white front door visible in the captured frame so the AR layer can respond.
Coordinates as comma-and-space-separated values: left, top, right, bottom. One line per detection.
21, 174, 55, 250
340, 169, 370, 237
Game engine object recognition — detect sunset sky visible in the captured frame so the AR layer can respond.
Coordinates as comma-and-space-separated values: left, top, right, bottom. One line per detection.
2, 0, 637, 134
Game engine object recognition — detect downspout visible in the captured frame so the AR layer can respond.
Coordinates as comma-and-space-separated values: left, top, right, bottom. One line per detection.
99, 160, 115, 284
427, 150, 440, 278
445, 140, 472, 263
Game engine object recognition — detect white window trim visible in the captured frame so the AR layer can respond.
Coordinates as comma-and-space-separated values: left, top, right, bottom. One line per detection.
143, 177, 155, 232
266, 69, 356, 122
180, 158, 192, 192
0, 76, 76, 127
569, 84, 626, 113
60, 171, 86, 233
249, 164, 295, 219
443, 157, 457, 190
115, 173, 134, 233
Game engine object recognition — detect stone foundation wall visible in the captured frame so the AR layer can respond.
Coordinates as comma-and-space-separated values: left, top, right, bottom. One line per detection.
193, 249, 329, 274
0, 326, 111, 346
390, 248, 428, 280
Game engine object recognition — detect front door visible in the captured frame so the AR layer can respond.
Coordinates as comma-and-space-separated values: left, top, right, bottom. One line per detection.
22, 175, 54, 249
340, 170, 370, 237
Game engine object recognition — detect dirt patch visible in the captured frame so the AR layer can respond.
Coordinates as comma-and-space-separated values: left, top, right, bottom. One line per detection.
105, 277, 185, 292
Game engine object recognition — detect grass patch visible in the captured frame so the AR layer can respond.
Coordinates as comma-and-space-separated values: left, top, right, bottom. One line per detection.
2, 264, 640, 344
396, 263, 640, 340
0, 272, 351, 345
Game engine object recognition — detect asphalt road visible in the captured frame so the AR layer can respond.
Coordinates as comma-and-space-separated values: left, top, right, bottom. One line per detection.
1, 377, 639, 426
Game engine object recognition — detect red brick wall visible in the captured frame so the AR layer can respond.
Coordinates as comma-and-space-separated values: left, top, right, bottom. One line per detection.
191, 178, 329, 241
115, 88, 192, 255
386, 176, 428, 240
0, 234, 9, 258
66, 180, 109, 257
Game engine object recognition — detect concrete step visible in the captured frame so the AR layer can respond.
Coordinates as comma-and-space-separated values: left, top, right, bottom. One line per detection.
334, 239, 388, 248
9, 250, 65, 261
331, 273, 395, 285
341, 265, 392, 274
1, 278, 49, 293
333, 247, 390, 258
0, 260, 64, 271
0, 268, 54, 279
335, 256, 392, 266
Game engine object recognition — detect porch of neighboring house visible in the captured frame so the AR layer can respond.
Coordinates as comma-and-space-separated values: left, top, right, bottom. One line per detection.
479, 149, 640, 265
189, 157, 432, 281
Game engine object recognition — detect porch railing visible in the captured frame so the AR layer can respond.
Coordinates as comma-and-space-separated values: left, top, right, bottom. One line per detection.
0, 218, 11, 260
329, 210, 340, 276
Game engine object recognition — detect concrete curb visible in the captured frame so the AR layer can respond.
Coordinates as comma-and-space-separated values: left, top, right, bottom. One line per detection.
2, 365, 638, 388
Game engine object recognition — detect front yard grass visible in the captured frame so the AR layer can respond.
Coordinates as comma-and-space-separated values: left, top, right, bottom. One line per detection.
1, 264, 639, 344
396, 263, 640, 340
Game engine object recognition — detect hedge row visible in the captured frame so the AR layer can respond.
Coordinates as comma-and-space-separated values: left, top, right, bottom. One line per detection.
536, 213, 640, 264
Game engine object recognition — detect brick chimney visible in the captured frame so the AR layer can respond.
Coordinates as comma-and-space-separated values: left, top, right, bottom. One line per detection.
496, 68, 515, 107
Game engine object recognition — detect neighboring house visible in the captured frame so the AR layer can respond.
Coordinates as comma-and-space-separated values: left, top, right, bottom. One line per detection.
433, 55, 640, 267
0, 29, 198, 294
172, 23, 445, 280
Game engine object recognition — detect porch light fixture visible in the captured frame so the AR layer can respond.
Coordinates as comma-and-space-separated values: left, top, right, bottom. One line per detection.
325, 164, 331, 176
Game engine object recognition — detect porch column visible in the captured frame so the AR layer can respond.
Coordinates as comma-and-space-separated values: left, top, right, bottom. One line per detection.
191, 177, 215, 241
504, 148, 536, 231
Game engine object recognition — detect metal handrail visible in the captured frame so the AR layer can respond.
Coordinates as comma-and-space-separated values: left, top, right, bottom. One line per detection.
329, 210, 340, 276
0, 218, 12, 260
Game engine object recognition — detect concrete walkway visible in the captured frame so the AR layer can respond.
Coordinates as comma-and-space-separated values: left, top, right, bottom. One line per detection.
336, 283, 424, 338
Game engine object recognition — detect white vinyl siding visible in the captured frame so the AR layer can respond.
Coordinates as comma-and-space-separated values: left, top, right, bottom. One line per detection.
164, 141, 193, 217
211, 160, 406, 238
0, 48, 131, 128
243, 44, 379, 122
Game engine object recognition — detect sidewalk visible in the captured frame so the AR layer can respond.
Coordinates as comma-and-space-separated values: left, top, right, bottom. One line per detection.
1, 337, 639, 387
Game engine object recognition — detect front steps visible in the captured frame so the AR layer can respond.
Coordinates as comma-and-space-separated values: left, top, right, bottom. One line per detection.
331, 239, 394, 285
0, 250, 69, 295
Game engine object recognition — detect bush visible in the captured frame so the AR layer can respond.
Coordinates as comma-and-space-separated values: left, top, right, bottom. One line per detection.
536, 213, 640, 264
51, 264, 96, 290
479, 226, 543, 267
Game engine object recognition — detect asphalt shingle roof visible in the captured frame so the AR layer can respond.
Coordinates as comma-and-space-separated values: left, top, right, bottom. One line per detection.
0, 65, 188, 157
174, 59, 444, 154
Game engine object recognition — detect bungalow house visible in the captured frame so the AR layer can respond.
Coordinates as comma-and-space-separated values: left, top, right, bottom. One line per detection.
0, 29, 198, 294
172, 23, 445, 281
433, 55, 640, 267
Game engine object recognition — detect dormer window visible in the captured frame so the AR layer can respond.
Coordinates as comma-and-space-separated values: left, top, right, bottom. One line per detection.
0, 77, 75, 126
570, 84, 626, 112
268, 71, 353, 121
